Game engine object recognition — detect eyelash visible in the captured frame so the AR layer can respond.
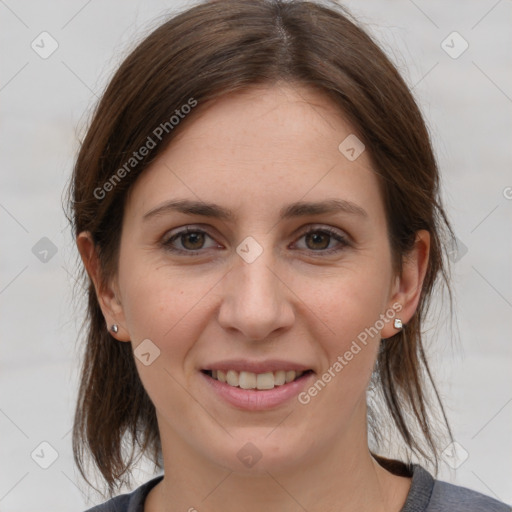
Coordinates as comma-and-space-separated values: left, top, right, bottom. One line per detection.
161, 225, 350, 256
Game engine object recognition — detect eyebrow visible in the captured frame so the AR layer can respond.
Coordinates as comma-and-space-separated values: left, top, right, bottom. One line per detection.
142, 198, 368, 222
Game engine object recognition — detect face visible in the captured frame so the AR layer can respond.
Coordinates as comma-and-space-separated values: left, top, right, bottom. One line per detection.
91, 83, 419, 475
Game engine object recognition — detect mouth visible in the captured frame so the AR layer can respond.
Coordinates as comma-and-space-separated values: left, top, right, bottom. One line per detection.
201, 368, 314, 390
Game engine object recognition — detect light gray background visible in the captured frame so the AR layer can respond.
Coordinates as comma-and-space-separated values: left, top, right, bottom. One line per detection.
1, 0, 511, 510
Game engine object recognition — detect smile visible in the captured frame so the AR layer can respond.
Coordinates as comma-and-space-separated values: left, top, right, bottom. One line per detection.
202, 369, 313, 390
200, 366, 317, 410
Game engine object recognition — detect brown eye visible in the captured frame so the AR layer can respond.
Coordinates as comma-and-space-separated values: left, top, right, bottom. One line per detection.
180, 231, 206, 250
162, 227, 218, 254
304, 231, 331, 250
162, 225, 349, 256
294, 227, 349, 254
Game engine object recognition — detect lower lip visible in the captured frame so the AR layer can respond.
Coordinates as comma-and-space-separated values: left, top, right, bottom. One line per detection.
200, 371, 315, 411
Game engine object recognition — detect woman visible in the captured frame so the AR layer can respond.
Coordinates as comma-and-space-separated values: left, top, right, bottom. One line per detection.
66, 0, 511, 510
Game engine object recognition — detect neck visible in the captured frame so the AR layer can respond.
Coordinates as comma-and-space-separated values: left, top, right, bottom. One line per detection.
146, 408, 411, 512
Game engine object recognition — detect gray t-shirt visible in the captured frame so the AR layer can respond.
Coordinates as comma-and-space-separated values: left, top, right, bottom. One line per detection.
84, 464, 511, 512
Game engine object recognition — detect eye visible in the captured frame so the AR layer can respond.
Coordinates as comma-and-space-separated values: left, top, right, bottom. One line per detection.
161, 225, 350, 255
162, 226, 220, 254
293, 226, 350, 255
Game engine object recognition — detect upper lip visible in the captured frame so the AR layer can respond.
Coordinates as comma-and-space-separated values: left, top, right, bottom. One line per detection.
201, 359, 314, 374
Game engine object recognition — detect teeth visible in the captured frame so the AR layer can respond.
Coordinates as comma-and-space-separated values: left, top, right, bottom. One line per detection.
239, 371, 257, 389
226, 370, 239, 387
256, 372, 275, 390
274, 370, 286, 386
208, 369, 306, 390
285, 370, 296, 383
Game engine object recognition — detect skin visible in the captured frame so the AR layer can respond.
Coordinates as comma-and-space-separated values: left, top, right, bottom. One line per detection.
78, 82, 430, 512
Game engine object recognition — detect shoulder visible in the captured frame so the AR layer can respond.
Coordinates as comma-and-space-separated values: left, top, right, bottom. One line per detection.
428, 478, 511, 512
82, 475, 164, 512
404, 464, 511, 512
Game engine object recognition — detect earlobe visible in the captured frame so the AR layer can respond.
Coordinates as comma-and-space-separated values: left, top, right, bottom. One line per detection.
76, 231, 131, 342
381, 230, 430, 339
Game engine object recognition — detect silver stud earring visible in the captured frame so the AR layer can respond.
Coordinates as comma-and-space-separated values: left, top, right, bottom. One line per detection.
394, 318, 403, 329
110, 324, 119, 334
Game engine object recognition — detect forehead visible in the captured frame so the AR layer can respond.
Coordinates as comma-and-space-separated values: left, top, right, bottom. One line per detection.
125, 82, 384, 224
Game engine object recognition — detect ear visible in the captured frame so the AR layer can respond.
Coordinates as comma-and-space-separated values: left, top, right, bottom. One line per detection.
381, 229, 430, 339
76, 231, 131, 342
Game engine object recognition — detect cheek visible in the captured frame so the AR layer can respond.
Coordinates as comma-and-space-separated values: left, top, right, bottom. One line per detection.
298, 281, 385, 423
118, 263, 214, 406
118, 252, 219, 351
299, 259, 391, 393
307, 262, 391, 339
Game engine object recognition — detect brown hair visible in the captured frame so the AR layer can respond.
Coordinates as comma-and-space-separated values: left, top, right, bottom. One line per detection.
66, 0, 455, 497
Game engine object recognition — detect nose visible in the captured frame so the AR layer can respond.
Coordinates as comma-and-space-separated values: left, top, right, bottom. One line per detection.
217, 246, 295, 342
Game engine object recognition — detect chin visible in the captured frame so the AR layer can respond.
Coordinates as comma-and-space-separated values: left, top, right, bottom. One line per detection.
204, 431, 312, 475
